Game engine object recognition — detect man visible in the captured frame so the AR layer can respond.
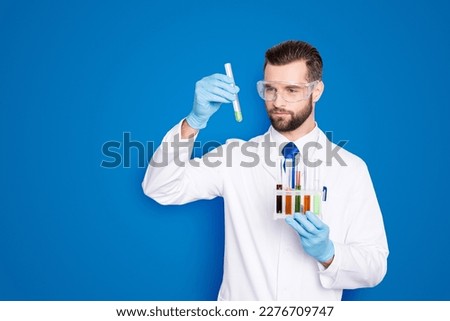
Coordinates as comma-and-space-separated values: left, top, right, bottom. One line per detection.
142, 40, 388, 300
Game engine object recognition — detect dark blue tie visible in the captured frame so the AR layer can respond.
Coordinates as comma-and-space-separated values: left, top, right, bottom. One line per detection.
282, 142, 299, 189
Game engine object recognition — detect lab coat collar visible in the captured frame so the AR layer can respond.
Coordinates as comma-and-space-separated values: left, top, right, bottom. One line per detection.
260, 123, 326, 180
269, 122, 321, 150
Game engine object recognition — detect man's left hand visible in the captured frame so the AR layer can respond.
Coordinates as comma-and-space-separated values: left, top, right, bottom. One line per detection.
286, 211, 335, 264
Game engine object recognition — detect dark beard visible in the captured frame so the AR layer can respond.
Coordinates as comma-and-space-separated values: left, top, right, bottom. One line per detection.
268, 96, 313, 132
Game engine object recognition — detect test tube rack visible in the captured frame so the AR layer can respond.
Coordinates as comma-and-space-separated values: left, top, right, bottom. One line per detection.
274, 157, 322, 219
274, 189, 322, 219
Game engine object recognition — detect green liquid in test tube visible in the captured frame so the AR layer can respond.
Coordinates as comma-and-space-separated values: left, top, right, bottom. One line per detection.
295, 170, 301, 213
312, 160, 321, 215
313, 194, 321, 215
224, 63, 243, 122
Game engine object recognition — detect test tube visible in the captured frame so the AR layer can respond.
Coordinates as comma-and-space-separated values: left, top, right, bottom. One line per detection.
313, 162, 321, 215
303, 164, 311, 213
313, 194, 321, 215
294, 169, 301, 213
285, 193, 293, 215
284, 159, 293, 215
224, 63, 243, 122
276, 157, 283, 215
303, 195, 311, 213
276, 184, 283, 214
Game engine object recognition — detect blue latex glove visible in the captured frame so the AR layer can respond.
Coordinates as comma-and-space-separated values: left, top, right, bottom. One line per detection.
185, 73, 239, 129
286, 211, 335, 263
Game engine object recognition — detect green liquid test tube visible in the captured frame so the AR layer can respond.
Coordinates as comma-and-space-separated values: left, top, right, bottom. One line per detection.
234, 110, 243, 122
313, 194, 321, 215
295, 193, 301, 213
294, 171, 301, 213
224, 63, 243, 123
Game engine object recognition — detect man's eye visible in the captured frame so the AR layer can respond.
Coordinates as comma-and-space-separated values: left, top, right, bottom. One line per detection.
286, 88, 298, 93
265, 87, 276, 93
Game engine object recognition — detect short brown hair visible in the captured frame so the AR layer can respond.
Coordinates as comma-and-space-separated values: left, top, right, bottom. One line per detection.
264, 40, 323, 81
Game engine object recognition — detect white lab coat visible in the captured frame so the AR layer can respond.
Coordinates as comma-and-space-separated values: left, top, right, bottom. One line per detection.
142, 120, 389, 301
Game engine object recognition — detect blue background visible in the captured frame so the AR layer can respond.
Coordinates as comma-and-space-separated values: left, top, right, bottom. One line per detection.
1, 0, 449, 300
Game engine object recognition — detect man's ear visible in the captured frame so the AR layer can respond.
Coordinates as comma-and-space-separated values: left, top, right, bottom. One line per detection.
312, 81, 324, 103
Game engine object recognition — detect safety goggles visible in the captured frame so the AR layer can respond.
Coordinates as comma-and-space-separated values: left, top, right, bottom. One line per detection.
256, 80, 319, 103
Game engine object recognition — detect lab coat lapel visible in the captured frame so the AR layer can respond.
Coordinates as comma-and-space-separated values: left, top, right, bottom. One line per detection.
258, 131, 281, 181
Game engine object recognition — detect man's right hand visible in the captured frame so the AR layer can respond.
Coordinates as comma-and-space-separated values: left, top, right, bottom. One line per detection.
185, 73, 239, 130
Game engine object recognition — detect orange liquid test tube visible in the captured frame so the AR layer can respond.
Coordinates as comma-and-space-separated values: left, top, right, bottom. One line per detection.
285, 194, 292, 215
303, 195, 311, 213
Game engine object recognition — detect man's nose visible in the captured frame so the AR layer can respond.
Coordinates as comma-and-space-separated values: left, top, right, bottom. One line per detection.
273, 92, 286, 108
